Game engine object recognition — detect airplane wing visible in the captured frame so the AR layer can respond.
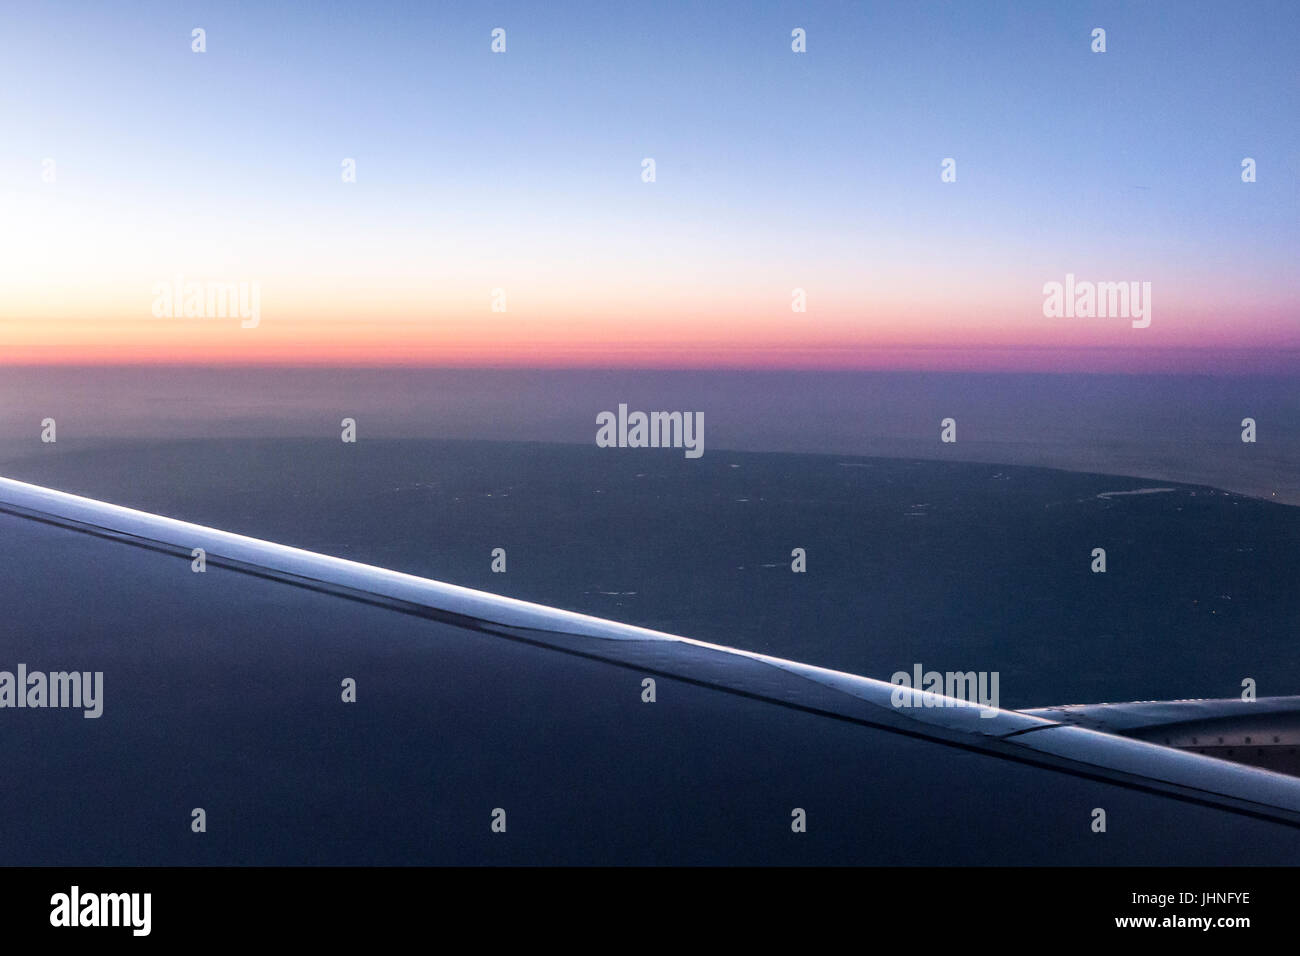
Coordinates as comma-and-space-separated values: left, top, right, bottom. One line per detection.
1020, 696, 1300, 777
2, 474, 1299, 864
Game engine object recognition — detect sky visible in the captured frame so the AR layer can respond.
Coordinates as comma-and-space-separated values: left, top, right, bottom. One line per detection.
0, 0, 1296, 371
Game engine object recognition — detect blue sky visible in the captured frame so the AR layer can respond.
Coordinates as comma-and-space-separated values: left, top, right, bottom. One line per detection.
1, 0, 1295, 366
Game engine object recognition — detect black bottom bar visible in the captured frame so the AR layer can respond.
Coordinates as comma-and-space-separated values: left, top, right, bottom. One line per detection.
2, 866, 1289, 942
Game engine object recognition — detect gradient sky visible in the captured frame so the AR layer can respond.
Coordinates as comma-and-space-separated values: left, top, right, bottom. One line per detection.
1, 0, 1296, 370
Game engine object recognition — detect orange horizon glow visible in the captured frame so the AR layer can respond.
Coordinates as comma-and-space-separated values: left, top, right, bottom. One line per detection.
3, 341, 1298, 375
3, 303, 1298, 373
